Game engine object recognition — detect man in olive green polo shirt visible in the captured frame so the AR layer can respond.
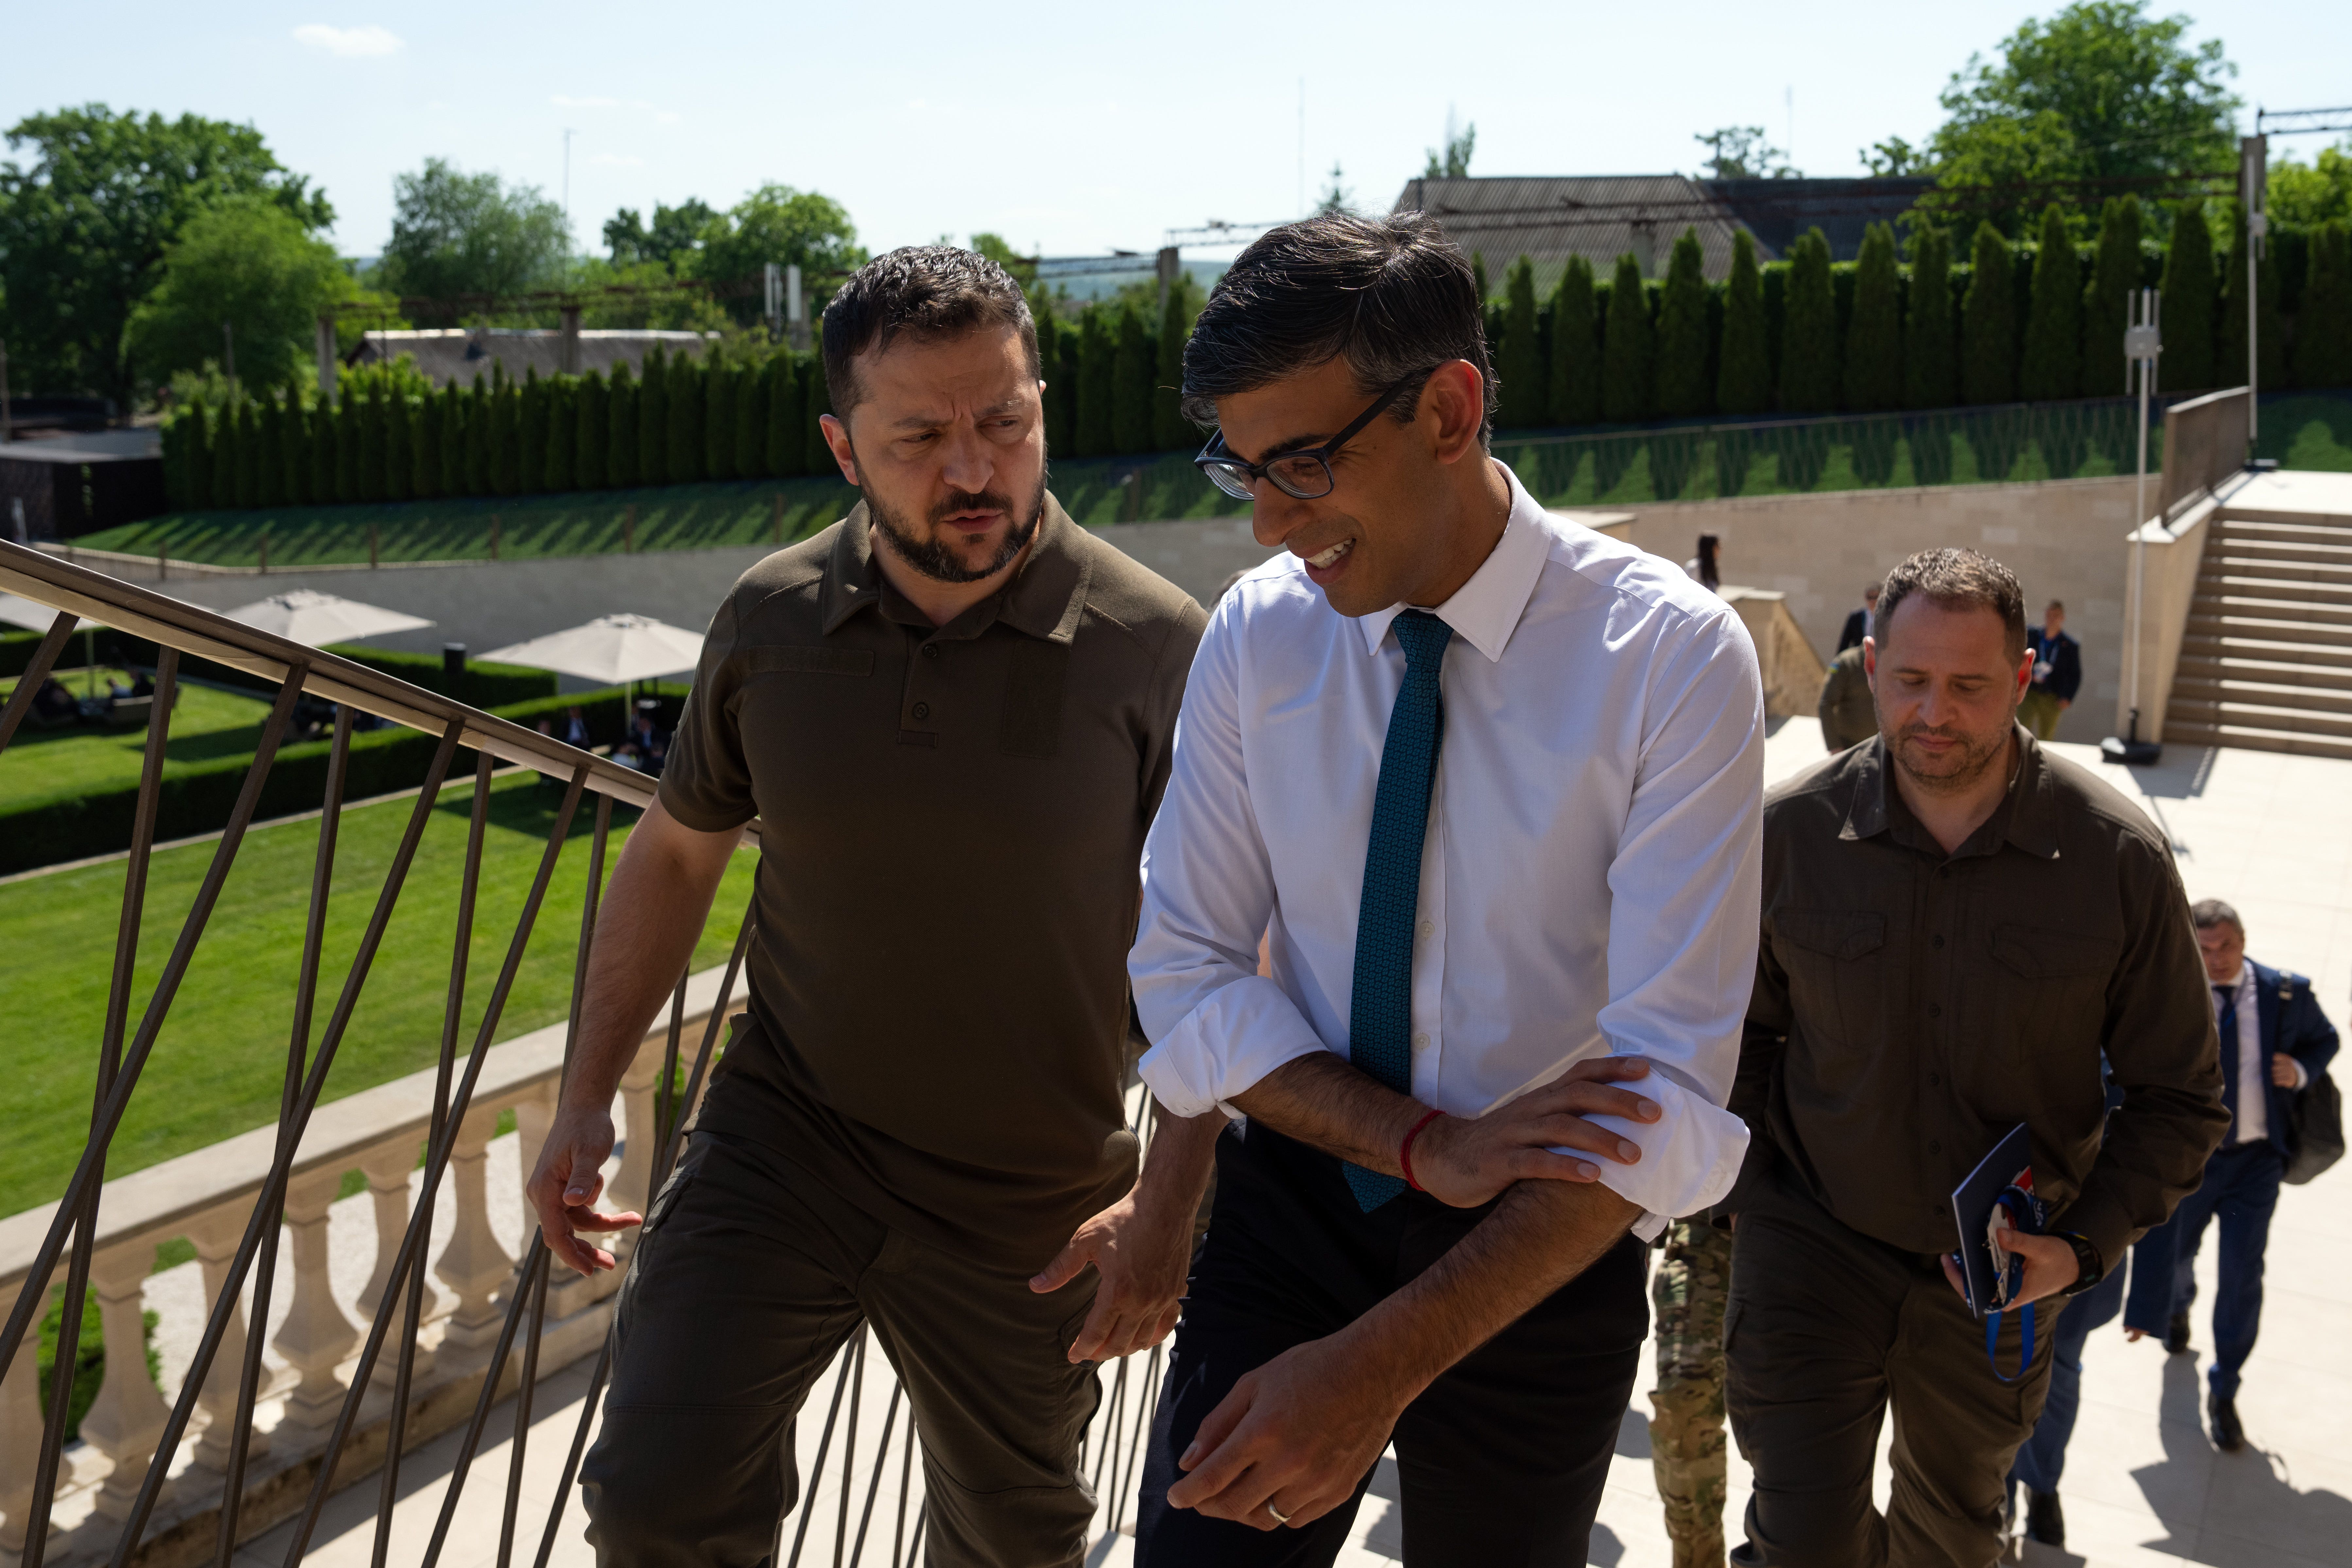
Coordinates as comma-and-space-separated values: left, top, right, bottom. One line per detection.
526, 247, 1221, 1567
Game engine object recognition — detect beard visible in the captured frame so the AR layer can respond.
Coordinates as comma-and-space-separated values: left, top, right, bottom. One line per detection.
1886, 711, 2015, 794
866, 469, 1048, 585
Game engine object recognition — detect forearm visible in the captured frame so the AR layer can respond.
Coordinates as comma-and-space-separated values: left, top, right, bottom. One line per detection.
1132, 1100, 1225, 1216
1229, 1052, 1421, 1175
1339, 1179, 1639, 1401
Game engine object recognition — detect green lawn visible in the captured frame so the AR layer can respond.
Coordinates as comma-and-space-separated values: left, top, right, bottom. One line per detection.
0, 668, 279, 815
0, 772, 757, 1219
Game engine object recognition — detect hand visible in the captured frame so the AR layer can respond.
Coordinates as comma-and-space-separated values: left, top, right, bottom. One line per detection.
2059, 698, 2071, 710
1939, 1230, 2080, 1309
1409, 1058, 1659, 1209
524, 1104, 643, 1277
2125, 1327, 2147, 1342
1031, 1186, 1193, 1365
1165, 1335, 1404, 1531
2272, 1053, 2301, 1090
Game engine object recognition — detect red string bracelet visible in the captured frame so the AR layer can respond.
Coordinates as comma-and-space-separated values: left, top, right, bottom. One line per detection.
1400, 1109, 1446, 1192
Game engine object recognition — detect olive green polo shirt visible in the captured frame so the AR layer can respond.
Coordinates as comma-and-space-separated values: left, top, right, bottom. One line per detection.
1731, 729, 2228, 1270
658, 496, 1208, 1270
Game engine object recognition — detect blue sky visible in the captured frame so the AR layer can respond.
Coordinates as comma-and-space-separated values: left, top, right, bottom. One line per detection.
6, 1, 2347, 264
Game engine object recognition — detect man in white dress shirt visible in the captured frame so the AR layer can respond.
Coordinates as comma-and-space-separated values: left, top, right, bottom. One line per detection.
1121, 212, 1766, 1565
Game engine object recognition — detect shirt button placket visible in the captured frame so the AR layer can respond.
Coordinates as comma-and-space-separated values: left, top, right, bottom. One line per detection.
901, 633, 943, 739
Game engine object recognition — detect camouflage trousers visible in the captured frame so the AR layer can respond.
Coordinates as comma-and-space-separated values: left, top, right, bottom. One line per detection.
1649, 1219, 1732, 1568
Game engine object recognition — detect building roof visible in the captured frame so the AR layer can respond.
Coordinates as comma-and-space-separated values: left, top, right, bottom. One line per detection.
0, 429, 161, 464
351, 328, 714, 387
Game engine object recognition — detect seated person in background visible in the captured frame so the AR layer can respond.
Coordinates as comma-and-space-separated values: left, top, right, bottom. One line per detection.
1816, 642, 1875, 753
31, 677, 79, 723
130, 670, 156, 698
560, 704, 591, 749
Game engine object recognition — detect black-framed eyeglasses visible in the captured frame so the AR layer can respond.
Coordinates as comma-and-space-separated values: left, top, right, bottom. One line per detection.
1194, 373, 1422, 501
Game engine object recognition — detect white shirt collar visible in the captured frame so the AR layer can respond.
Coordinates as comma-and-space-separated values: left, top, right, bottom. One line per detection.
1355, 460, 1549, 665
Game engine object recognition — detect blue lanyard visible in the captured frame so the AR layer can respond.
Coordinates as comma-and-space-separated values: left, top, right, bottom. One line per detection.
1985, 1301, 2037, 1383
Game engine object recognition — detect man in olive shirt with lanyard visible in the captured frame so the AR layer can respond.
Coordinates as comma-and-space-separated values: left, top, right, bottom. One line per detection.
1726, 548, 2225, 1567
525, 248, 1222, 1567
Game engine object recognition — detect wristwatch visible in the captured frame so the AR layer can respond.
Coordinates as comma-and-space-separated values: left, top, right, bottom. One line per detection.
2057, 1231, 2104, 1296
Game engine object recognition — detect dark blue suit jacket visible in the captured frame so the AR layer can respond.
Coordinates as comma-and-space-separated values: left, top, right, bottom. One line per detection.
2242, 959, 2340, 1161
2027, 628, 2083, 703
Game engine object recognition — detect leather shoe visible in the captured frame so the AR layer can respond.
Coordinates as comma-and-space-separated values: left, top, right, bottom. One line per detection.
2165, 1310, 2192, 1355
2210, 1393, 2245, 1452
2024, 1487, 2066, 1546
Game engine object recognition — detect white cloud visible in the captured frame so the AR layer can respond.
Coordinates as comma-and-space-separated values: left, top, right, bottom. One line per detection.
293, 24, 403, 57
589, 153, 645, 168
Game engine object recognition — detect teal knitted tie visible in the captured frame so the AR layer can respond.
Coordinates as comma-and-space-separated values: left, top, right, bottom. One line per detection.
1342, 609, 1452, 1211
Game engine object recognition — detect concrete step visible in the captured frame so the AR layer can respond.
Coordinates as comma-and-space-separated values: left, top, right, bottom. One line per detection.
2210, 516, 2352, 547
2181, 630, 2352, 668
2200, 553, 2352, 588
2164, 695, 2352, 741
2161, 718, 2352, 760
2192, 572, 2352, 608
2185, 613, 2352, 650
2203, 531, 2352, 568
2214, 504, 2352, 531
2187, 590, 2352, 628
2170, 674, 2352, 715
2174, 653, 2352, 693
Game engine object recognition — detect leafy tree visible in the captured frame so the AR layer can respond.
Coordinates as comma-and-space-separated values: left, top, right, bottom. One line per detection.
763, 355, 802, 478
637, 348, 670, 485
0, 105, 332, 405
1653, 234, 1710, 419
175, 404, 212, 509
1492, 257, 1544, 426
1056, 315, 1083, 460
1548, 256, 1601, 425
214, 400, 246, 508
1112, 302, 1156, 453
575, 370, 608, 490
1905, 223, 1958, 409
803, 356, 834, 477
546, 375, 576, 491
1423, 122, 1476, 179
1153, 276, 1202, 450
1317, 162, 1355, 215
735, 358, 768, 480
2083, 196, 2143, 396
1076, 307, 1116, 457
2295, 220, 2352, 389
704, 360, 736, 479
2158, 201, 2216, 390
1778, 229, 1839, 413
603, 198, 719, 269
1962, 222, 2017, 404
693, 187, 867, 328
1601, 254, 1653, 422
1717, 233, 1771, 415
2216, 210, 2285, 394
490, 379, 521, 497
2020, 205, 2084, 400
126, 197, 353, 395
1863, 137, 1925, 177
607, 364, 638, 487
2269, 142, 2352, 228
1035, 304, 1070, 455
1694, 126, 1797, 180
1926, 2, 2240, 235
969, 233, 1040, 289
1843, 222, 1904, 411
380, 158, 567, 306
668, 354, 706, 482
385, 391, 414, 504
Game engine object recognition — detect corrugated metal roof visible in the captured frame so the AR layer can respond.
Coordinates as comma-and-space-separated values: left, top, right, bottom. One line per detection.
1392, 175, 1753, 285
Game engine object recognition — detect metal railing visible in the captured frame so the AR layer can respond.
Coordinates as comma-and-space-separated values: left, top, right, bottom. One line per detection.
0, 539, 1165, 1568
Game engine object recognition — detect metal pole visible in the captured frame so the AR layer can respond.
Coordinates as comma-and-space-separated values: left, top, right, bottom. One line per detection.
2242, 133, 2267, 452
317, 315, 339, 409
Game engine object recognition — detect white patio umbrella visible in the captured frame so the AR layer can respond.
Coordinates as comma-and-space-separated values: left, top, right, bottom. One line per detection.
479, 613, 705, 685
221, 589, 434, 648
0, 593, 104, 698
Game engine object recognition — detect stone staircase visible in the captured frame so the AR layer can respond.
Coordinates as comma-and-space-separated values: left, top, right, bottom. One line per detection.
2165, 492, 2352, 759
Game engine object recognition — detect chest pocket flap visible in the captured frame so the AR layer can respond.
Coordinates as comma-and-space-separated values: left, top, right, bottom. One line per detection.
1992, 924, 2119, 979
1776, 909, 1886, 962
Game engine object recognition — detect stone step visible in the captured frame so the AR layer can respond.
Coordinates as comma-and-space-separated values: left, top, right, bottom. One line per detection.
2161, 717, 2352, 761
2186, 590, 2352, 628
2214, 504, 2352, 531
2203, 531, 2352, 568
2210, 515, 2352, 546
2200, 553, 2352, 588
2174, 653, 2352, 693
2181, 629, 2352, 667
2192, 572, 2352, 608
2184, 613, 2352, 650
2164, 695, 2352, 741
2170, 673, 2352, 714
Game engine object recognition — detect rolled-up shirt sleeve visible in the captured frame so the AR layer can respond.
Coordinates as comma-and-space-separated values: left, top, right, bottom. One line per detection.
1133, 600, 1327, 1114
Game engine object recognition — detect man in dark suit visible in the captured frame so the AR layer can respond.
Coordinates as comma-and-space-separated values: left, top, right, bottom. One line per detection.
2020, 599, 2081, 740
2127, 898, 2339, 1452
1836, 580, 1879, 653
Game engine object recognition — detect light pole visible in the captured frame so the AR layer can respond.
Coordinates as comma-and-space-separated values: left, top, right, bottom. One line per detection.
2105, 287, 2164, 766
2243, 134, 2266, 451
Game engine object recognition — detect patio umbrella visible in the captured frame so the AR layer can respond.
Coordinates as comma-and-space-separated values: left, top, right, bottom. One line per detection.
220, 589, 434, 648
0, 593, 103, 697
479, 613, 705, 685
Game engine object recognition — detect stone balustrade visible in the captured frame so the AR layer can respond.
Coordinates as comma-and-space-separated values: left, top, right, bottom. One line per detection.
0, 963, 744, 1568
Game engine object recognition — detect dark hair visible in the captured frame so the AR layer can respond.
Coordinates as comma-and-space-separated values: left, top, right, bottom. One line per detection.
2190, 898, 2243, 933
821, 245, 1038, 415
1863, 579, 1883, 601
1694, 533, 1722, 591
1180, 211, 1494, 441
2046, 598, 2065, 612
1874, 547, 2027, 659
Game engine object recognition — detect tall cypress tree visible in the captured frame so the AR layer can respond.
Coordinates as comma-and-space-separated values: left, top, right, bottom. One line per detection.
439, 386, 467, 496
574, 371, 607, 490
1035, 306, 1071, 456
332, 388, 360, 501
308, 399, 334, 505
252, 394, 284, 509
216, 401, 248, 507
1152, 277, 1200, 450
179, 403, 212, 509
518, 369, 548, 494
803, 356, 835, 477
2295, 219, 2352, 389
2159, 202, 2217, 392
1496, 256, 1548, 426
1111, 301, 1156, 454
1057, 322, 1082, 452
1778, 229, 1838, 413
1843, 223, 1904, 411
385, 391, 413, 503
1962, 222, 2017, 405
2020, 205, 2084, 402
1547, 256, 1601, 425
489, 379, 520, 496
545, 376, 576, 491
704, 360, 736, 480
1653, 233, 1710, 419
1716, 233, 1770, 416
462, 377, 490, 496
668, 353, 706, 482
1076, 306, 1115, 457
734, 358, 767, 479
1600, 253, 1654, 423
279, 386, 310, 505
607, 363, 638, 487
2083, 197, 2143, 398
764, 355, 802, 478
413, 386, 441, 499
638, 347, 670, 485
1903, 224, 1957, 410
355, 386, 387, 503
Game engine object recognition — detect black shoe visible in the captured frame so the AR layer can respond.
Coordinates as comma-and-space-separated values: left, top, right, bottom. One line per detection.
2165, 1310, 2192, 1355
2210, 1393, 2245, 1452
2024, 1488, 2066, 1546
